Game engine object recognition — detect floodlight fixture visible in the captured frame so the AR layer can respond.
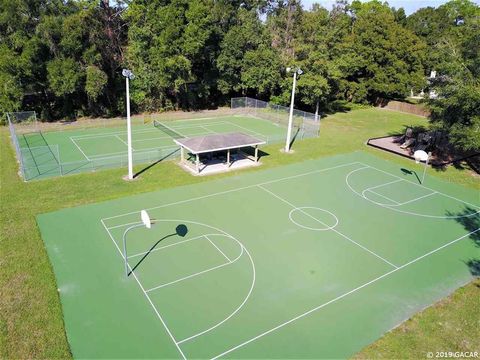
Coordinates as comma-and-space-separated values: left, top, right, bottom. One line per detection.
122, 69, 135, 80
123, 210, 155, 276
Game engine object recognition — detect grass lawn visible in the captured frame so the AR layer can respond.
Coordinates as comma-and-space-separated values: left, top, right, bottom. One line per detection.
1, 107, 478, 358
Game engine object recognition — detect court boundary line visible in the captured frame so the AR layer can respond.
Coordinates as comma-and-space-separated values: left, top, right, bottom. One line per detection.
102, 160, 478, 225
69, 121, 228, 141
211, 228, 480, 360
225, 121, 268, 139
115, 134, 132, 149
70, 137, 91, 161
86, 144, 178, 160
102, 161, 361, 223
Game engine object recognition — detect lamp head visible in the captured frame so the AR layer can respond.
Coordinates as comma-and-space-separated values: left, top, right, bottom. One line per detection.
122, 69, 135, 80
297, 68, 303, 75
286, 67, 292, 73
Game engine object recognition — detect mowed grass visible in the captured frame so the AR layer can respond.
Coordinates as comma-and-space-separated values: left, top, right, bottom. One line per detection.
0, 107, 478, 358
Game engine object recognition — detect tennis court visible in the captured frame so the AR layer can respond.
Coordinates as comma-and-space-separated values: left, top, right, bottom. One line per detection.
37, 152, 479, 359
14, 115, 289, 181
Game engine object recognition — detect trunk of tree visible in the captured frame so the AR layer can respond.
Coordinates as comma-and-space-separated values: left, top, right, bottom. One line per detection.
315, 100, 319, 121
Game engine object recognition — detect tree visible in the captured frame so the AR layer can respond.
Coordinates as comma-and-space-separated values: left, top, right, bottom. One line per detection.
337, 1, 426, 102
217, 7, 280, 98
293, 4, 332, 115
426, 1, 480, 151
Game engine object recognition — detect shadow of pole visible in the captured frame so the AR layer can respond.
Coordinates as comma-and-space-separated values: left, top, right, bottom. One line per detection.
400, 167, 422, 184
128, 224, 188, 276
289, 127, 301, 150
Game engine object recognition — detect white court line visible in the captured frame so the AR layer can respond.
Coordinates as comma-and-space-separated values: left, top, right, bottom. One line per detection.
173, 117, 229, 123
71, 127, 160, 139
257, 185, 398, 269
103, 218, 256, 348
102, 161, 361, 222
364, 179, 403, 192
127, 234, 222, 259
100, 219, 186, 359
115, 134, 133, 150
364, 189, 400, 205
86, 144, 179, 160
145, 259, 233, 293
70, 137, 91, 161
211, 228, 480, 360
144, 237, 245, 293
397, 191, 438, 206
347, 166, 480, 219
205, 235, 231, 263
226, 121, 266, 138
200, 126, 218, 134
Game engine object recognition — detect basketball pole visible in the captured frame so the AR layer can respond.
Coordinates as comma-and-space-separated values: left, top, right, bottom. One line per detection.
422, 157, 429, 184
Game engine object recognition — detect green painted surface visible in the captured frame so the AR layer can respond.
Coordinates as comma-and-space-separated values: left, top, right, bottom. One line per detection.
18, 116, 288, 181
37, 152, 480, 359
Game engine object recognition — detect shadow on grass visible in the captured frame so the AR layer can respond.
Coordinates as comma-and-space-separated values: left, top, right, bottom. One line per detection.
128, 224, 188, 276
446, 206, 480, 277
134, 147, 180, 179
385, 125, 428, 137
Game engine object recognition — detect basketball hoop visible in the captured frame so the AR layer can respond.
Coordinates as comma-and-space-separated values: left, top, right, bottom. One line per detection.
414, 150, 430, 184
141, 209, 152, 229
414, 150, 428, 164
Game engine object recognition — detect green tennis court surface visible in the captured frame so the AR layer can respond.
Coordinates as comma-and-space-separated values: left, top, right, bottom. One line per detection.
18, 115, 287, 180
37, 152, 479, 359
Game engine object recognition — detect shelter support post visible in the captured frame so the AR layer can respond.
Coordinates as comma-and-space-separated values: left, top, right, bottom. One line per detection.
180, 146, 184, 163
196, 154, 200, 173
255, 145, 259, 162
227, 149, 230, 167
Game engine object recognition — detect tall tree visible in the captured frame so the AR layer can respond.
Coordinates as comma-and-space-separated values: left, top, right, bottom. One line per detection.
425, 0, 480, 151
336, 0, 426, 102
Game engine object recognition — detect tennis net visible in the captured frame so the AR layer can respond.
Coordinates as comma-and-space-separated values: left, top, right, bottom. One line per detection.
153, 120, 185, 139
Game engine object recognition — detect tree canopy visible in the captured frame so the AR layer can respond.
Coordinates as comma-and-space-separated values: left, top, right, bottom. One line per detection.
0, 0, 478, 150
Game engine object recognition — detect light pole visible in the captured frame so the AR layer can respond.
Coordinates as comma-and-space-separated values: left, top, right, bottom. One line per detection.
123, 210, 154, 276
285, 67, 303, 153
122, 69, 135, 180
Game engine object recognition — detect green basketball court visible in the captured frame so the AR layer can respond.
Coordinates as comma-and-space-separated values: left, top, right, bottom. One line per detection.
37, 152, 479, 359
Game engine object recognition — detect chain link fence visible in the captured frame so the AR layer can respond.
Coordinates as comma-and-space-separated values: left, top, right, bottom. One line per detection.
231, 97, 320, 140
7, 99, 320, 181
